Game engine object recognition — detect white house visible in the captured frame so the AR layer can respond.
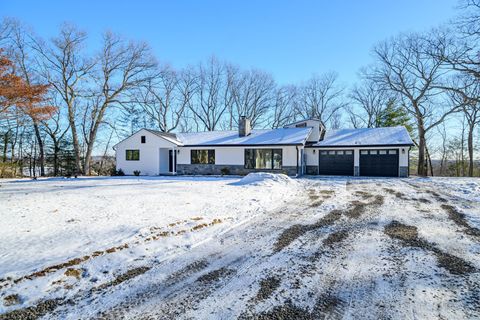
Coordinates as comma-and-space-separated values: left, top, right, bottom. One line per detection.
114, 118, 414, 177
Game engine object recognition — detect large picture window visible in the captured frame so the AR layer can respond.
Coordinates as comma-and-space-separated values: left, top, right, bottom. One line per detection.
191, 149, 215, 164
126, 149, 140, 161
245, 149, 282, 170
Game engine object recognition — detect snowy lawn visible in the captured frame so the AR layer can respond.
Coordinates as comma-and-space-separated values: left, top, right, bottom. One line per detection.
0, 175, 479, 319
0, 174, 302, 315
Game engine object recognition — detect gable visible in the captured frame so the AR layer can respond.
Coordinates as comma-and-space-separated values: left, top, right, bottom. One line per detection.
113, 129, 179, 149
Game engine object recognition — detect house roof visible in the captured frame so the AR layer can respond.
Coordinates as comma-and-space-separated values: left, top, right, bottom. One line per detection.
310, 126, 414, 147
176, 127, 312, 146
144, 129, 184, 145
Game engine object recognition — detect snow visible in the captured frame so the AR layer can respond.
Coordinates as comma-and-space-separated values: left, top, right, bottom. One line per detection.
1, 175, 479, 319
0, 175, 302, 314
176, 127, 312, 146
231, 172, 295, 186
312, 126, 413, 146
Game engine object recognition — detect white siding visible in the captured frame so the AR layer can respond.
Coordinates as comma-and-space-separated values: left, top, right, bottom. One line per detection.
285, 119, 321, 142
115, 129, 177, 175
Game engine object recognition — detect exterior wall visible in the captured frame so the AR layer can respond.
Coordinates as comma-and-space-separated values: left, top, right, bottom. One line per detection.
304, 146, 410, 177
176, 145, 301, 176
177, 146, 299, 166
115, 129, 177, 175
177, 164, 298, 176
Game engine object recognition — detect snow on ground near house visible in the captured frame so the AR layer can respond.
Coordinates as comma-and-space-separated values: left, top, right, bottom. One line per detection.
0, 175, 480, 319
0, 174, 302, 315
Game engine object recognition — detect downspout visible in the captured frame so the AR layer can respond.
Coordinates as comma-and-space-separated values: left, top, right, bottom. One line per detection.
296, 146, 299, 177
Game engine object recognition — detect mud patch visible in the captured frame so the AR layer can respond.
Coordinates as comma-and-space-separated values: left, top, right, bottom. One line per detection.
196, 267, 235, 284
165, 260, 209, 284
355, 190, 375, 199
273, 210, 342, 252
312, 293, 345, 318
345, 195, 384, 219
384, 221, 475, 275
254, 276, 281, 302
245, 301, 314, 319
97, 266, 151, 290
441, 204, 480, 238
323, 230, 349, 246
384, 188, 408, 200
0, 298, 63, 320
3, 294, 21, 307
418, 198, 431, 204
425, 190, 448, 203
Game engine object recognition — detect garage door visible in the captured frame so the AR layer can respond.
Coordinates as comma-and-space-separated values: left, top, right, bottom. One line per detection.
360, 149, 399, 177
319, 150, 354, 176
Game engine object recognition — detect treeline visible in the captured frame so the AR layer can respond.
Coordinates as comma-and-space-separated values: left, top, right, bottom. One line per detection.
0, 1, 479, 178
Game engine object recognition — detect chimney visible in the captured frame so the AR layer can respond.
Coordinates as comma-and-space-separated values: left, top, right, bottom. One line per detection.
238, 116, 251, 137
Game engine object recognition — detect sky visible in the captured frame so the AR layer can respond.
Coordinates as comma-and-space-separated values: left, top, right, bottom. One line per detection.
1, 0, 459, 87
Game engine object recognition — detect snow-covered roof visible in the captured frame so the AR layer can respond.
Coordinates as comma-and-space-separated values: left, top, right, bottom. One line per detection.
310, 126, 414, 147
177, 127, 312, 146
145, 129, 184, 146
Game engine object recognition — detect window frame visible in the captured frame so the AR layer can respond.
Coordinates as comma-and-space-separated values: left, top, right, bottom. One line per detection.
126, 149, 140, 161
244, 148, 283, 170
190, 149, 215, 165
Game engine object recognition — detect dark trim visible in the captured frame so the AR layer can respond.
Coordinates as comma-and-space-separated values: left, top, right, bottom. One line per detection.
185, 143, 304, 147
306, 144, 414, 148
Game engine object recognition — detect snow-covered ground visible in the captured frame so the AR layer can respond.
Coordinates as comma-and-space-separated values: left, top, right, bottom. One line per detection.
0, 175, 479, 319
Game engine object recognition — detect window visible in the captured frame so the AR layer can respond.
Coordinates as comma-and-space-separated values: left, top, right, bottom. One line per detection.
345, 150, 353, 155
361, 150, 368, 155
191, 150, 215, 164
126, 150, 140, 161
244, 149, 282, 169
379, 150, 387, 155
337, 150, 344, 155
370, 150, 378, 155
328, 150, 336, 155
141, 136, 146, 143
296, 122, 307, 128
320, 150, 328, 155
389, 150, 397, 155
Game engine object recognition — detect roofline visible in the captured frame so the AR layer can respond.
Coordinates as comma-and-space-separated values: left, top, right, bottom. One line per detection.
305, 143, 415, 148
112, 128, 183, 149
144, 128, 183, 146
284, 118, 325, 127
183, 143, 305, 147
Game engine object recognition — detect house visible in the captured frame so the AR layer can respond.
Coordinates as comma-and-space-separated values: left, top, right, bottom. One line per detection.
113, 117, 414, 177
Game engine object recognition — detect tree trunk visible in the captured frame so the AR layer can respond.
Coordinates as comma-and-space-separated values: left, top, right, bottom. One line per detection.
53, 139, 60, 176
2, 131, 8, 162
468, 125, 474, 177
417, 119, 427, 177
67, 105, 83, 175
33, 122, 45, 176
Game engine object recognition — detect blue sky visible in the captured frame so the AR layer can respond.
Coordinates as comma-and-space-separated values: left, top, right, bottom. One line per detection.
1, 0, 459, 86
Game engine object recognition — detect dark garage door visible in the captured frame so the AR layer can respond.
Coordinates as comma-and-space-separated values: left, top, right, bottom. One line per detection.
360, 149, 399, 177
319, 150, 354, 175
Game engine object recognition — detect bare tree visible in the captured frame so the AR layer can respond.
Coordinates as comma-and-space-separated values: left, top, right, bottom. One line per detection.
189, 57, 233, 131
369, 32, 459, 176
82, 32, 156, 174
271, 85, 297, 128
448, 75, 480, 176
134, 65, 193, 132
34, 23, 94, 174
348, 77, 390, 128
4, 20, 50, 175
229, 68, 275, 128
296, 72, 346, 128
